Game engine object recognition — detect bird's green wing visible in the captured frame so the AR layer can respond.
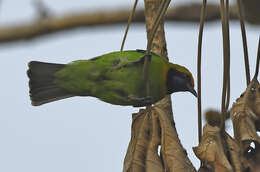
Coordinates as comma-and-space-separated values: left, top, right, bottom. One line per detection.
54, 50, 168, 106
54, 50, 146, 93
97, 50, 161, 70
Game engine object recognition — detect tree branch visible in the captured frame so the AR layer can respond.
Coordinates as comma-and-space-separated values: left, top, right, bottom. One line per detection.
0, 3, 240, 44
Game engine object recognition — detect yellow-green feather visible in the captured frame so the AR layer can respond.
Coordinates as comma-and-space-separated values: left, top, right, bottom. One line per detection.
53, 50, 183, 106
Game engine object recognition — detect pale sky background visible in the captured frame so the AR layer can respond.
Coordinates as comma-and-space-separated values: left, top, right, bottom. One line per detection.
0, 0, 259, 172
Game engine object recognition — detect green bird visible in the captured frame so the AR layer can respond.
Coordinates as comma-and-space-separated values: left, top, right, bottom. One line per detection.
27, 50, 197, 107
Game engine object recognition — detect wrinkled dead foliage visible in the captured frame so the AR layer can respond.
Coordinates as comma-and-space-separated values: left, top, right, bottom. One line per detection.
123, 103, 196, 172
231, 78, 260, 171
194, 78, 260, 172
193, 124, 233, 172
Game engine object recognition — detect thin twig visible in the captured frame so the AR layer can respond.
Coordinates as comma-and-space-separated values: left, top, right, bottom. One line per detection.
219, 0, 231, 161
225, 0, 230, 111
219, 0, 230, 118
253, 36, 260, 79
225, 78, 230, 110
120, 0, 139, 51
197, 0, 207, 143
236, 0, 250, 85
220, 0, 226, 116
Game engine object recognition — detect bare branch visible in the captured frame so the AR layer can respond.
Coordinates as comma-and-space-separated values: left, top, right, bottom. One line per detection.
0, 3, 240, 44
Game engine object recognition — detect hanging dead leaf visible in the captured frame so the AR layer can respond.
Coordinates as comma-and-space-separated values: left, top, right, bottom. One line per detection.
145, 110, 164, 172
123, 109, 151, 172
252, 79, 260, 122
154, 105, 196, 172
241, 142, 260, 171
197, 165, 214, 172
230, 78, 260, 171
231, 78, 260, 153
225, 133, 243, 172
244, 78, 260, 119
231, 108, 260, 152
193, 124, 233, 172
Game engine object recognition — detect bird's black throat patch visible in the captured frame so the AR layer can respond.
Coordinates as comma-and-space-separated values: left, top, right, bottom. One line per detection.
166, 69, 177, 94
166, 68, 190, 94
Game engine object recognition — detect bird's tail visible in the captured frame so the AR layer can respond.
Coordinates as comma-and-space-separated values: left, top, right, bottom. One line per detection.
27, 61, 73, 106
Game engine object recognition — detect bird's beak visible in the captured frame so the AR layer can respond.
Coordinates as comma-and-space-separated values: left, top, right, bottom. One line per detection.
186, 83, 198, 97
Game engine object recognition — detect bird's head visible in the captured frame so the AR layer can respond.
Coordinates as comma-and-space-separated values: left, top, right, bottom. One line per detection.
167, 64, 197, 97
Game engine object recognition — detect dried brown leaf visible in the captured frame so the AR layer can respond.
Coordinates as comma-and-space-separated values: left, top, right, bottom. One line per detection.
241, 143, 260, 172
225, 133, 243, 172
123, 109, 150, 172
154, 106, 196, 172
230, 78, 260, 171
231, 108, 260, 151
231, 79, 260, 152
253, 80, 260, 121
193, 124, 233, 172
145, 110, 164, 172
197, 166, 214, 172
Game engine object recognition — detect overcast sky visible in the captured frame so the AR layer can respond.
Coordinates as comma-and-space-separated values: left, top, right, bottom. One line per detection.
0, 0, 259, 172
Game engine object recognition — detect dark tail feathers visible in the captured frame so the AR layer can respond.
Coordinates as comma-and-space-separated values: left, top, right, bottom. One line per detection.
27, 61, 73, 106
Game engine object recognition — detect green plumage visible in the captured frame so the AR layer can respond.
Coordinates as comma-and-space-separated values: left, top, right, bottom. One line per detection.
27, 50, 195, 106
54, 50, 168, 106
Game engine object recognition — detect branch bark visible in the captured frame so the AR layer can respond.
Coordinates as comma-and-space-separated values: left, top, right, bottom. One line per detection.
0, 3, 240, 44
